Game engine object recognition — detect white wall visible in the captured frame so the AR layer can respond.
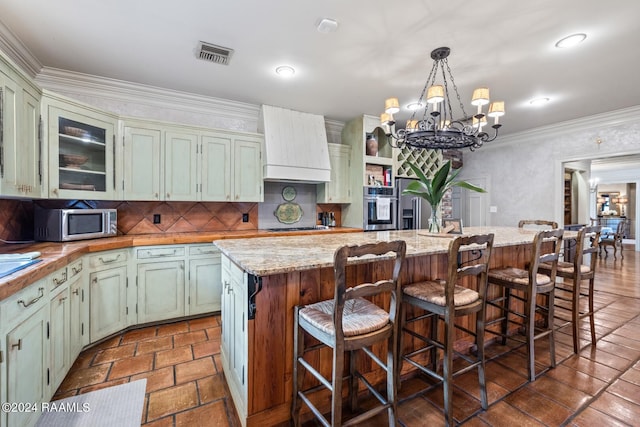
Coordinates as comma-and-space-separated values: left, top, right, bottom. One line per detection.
458, 106, 640, 232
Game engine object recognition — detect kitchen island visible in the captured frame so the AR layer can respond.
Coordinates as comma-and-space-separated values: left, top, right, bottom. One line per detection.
213, 227, 540, 427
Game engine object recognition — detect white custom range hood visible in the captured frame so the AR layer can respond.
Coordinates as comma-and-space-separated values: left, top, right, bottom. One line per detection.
259, 105, 331, 182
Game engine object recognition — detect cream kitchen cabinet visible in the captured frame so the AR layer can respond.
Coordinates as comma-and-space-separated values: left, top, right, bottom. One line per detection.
122, 119, 262, 202
122, 124, 162, 200
134, 246, 186, 323
0, 280, 48, 427
121, 122, 198, 201
43, 91, 119, 200
67, 258, 87, 362
201, 132, 263, 202
220, 254, 249, 421
317, 143, 352, 204
0, 53, 43, 199
48, 269, 70, 395
88, 249, 129, 343
188, 245, 222, 314
164, 130, 199, 201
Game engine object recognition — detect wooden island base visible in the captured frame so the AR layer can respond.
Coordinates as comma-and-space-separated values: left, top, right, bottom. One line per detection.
222, 241, 533, 426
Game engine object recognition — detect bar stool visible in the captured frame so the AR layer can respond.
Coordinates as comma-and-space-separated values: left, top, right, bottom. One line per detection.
539, 226, 601, 353
518, 219, 558, 230
487, 228, 563, 381
398, 234, 494, 426
292, 240, 406, 427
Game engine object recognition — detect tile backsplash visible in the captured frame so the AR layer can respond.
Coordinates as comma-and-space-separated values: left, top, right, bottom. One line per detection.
0, 198, 343, 244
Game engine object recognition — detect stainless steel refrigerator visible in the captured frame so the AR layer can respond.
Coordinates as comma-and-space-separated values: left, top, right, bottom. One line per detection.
395, 178, 432, 230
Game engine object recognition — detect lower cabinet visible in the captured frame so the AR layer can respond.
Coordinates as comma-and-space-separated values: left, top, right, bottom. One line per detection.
137, 259, 186, 323
1, 280, 48, 427
220, 254, 248, 421
49, 283, 70, 394
188, 245, 222, 315
68, 258, 88, 361
88, 249, 129, 343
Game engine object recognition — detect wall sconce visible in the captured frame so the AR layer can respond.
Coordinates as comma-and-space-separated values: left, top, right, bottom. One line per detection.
589, 178, 599, 193
619, 196, 628, 216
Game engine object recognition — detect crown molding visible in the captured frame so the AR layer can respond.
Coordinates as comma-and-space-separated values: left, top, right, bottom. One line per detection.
0, 21, 41, 78
36, 67, 261, 123
495, 105, 640, 146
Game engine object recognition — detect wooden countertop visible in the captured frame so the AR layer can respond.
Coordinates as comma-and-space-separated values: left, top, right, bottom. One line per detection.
0, 227, 361, 302
214, 226, 541, 276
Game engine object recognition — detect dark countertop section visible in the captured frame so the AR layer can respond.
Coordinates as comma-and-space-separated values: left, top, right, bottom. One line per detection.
0, 227, 361, 302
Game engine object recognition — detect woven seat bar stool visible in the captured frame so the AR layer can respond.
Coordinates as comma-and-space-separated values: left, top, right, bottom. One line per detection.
292, 240, 406, 427
398, 234, 494, 426
486, 228, 563, 382
539, 226, 601, 353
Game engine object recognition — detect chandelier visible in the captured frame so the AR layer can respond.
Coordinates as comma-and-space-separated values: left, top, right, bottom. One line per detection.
380, 47, 504, 151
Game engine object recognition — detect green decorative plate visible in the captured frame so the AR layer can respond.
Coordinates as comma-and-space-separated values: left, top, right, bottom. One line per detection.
274, 203, 304, 224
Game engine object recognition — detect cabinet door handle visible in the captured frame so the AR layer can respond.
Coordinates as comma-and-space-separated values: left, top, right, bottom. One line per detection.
17, 287, 45, 308
59, 296, 67, 304
154, 193, 159, 199
98, 254, 122, 264
166, 193, 170, 199
73, 289, 79, 295
72, 263, 83, 275
11, 339, 22, 351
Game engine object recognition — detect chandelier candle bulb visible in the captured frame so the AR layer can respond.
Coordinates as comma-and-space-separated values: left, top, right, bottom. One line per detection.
488, 101, 505, 125
384, 97, 400, 114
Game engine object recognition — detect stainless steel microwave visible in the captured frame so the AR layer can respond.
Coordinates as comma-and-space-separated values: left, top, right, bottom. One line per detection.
34, 208, 117, 242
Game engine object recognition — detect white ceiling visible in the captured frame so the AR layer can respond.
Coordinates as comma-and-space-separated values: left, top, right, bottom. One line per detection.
2, 0, 640, 135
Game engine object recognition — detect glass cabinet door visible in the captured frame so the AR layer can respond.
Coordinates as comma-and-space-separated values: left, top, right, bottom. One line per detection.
48, 105, 117, 199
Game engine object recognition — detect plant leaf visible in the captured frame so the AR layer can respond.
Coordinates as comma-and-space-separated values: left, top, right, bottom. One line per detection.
453, 181, 487, 193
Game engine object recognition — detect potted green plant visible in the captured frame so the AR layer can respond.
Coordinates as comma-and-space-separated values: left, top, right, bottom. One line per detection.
402, 161, 487, 233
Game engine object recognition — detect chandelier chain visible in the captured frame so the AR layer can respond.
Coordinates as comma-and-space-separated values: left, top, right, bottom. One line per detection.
444, 58, 468, 121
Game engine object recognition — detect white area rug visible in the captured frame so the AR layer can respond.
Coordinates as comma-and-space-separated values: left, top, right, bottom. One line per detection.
35, 379, 146, 427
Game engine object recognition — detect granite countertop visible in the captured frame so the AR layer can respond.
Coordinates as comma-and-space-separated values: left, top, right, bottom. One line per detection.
0, 227, 361, 302
214, 226, 541, 276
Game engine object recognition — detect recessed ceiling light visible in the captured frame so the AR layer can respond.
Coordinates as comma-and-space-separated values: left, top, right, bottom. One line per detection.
275, 66, 295, 77
555, 33, 587, 48
529, 97, 550, 106
406, 102, 423, 111
317, 18, 339, 34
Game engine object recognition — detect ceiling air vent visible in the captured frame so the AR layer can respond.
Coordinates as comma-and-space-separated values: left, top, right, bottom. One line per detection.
196, 42, 233, 65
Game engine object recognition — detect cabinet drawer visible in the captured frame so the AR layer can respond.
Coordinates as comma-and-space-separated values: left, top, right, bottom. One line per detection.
68, 258, 84, 279
189, 245, 220, 257
88, 250, 128, 268
1, 280, 47, 326
221, 255, 243, 280
49, 266, 69, 291
136, 246, 185, 259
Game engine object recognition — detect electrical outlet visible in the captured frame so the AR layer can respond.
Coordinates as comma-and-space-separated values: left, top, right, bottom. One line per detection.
489, 206, 498, 213
242, 213, 249, 222
153, 214, 161, 224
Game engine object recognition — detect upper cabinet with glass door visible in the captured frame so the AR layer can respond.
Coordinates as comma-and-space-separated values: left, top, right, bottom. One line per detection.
43, 93, 118, 200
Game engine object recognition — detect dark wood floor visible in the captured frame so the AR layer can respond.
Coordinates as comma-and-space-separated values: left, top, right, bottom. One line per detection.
56, 245, 640, 426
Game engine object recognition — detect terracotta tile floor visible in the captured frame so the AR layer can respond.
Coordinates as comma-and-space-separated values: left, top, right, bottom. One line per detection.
53, 316, 241, 426
55, 248, 640, 426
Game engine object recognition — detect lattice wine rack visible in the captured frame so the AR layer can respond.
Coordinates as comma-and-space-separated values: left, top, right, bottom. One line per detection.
395, 146, 442, 178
